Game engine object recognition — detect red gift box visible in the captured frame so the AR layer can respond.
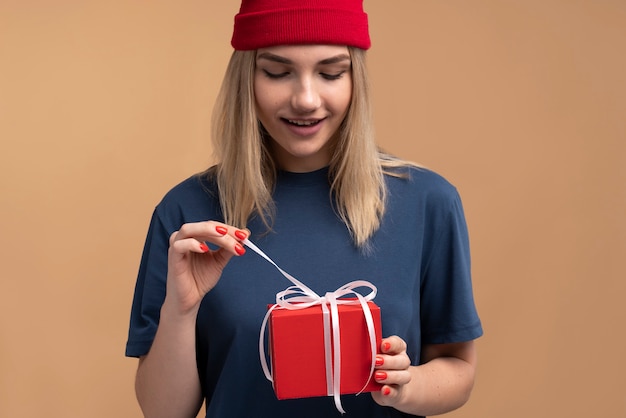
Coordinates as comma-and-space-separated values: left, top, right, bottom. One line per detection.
267, 301, 382, 400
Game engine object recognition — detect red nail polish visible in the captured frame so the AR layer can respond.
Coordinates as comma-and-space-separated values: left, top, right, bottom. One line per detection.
199, 243, 209, 253
375, 356, 384, 366
383, 342, 391, 352
235, 230, 247, 240
235, 243, 246, 255
382, 387, 391, 396
216, 226, 228, 235
374, 371, 387, 381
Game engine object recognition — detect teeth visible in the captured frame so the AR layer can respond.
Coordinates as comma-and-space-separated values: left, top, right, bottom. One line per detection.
287, 119, 319, 126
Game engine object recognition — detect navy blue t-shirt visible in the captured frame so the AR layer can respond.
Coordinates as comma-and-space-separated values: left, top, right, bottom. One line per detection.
126, 166, 483, 418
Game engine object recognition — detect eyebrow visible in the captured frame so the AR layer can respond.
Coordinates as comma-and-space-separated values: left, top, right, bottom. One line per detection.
256, 52, 351, 66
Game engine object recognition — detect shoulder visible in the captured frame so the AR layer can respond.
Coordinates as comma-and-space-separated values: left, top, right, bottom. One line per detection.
153, 170, 222, 227
159, 172, 216, 206
385, 165, 461, 208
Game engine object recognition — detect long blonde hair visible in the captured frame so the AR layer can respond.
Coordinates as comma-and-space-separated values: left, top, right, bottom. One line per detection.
206, 47, 413, 248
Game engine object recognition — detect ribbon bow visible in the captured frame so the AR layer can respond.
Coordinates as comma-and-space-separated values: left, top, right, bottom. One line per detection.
244, 239, 378, 414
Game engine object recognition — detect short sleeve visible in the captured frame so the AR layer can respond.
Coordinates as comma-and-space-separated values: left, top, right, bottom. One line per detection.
420, 189, 483, 344
125, 208, 171, 357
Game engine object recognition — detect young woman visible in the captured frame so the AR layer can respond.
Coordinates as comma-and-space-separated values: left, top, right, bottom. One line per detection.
126, 1, 483, 417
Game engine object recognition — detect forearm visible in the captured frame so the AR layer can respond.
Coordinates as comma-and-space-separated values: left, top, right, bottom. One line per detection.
135, 301, 203, 418
395, 355, 476, 416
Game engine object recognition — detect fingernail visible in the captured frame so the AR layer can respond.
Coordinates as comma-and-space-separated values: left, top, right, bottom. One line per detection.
199, 243, 209, 253
382, 387, 391, 396
382, 342, 391, 352
216, 226, 228, 235
375, 356, 384, 366
235, 230, 247, 240
235, 243, 246, 256
374, 371, 387, 381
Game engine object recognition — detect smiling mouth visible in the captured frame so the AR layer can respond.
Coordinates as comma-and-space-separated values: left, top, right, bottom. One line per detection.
284, 118, 322, 126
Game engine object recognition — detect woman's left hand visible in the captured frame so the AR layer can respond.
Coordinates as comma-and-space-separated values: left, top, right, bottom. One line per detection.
370, 335, 412, 407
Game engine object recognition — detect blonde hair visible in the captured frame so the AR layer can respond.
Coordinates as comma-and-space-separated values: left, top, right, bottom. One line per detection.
206, 47, 415, 248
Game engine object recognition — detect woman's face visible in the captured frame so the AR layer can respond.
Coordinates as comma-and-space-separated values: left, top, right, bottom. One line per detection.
254, 45, 352, 172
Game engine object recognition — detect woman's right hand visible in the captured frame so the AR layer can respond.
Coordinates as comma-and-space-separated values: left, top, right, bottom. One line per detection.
165, 221, 248, 315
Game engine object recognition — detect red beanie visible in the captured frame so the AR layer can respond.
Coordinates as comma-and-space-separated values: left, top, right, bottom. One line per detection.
231, 0, 371, 51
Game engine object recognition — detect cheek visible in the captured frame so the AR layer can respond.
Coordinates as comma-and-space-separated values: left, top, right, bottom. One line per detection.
342, 92, 352, 110
333, 81, 352, 113
254, 93, 271, 118
334, 92, 352, 117
253, 77, 270, 110
254, 84, 282, 114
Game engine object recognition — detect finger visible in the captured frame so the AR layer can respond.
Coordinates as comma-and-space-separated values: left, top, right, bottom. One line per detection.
169, 236, 210, 256
169, 230, 179, 246
204, 222, 249, 241
374, 369, 411, 386
234, 228, 249, 241
210, 223, 249, 253
374, 350, 411, 372
175, 221, 234, 242
381, 335, 407, 355
196, 222, 249, 245
370, 384, 398, 406
172, 222, 246, 256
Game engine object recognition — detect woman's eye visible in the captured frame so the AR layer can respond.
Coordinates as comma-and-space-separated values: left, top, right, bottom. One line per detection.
263, 69, 289, 79
321, 71, 346, 81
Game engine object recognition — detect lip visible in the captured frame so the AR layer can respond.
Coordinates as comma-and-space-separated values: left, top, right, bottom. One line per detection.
281, 117, 326, 137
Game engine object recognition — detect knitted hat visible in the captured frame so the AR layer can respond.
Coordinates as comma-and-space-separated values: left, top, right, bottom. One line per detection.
231, 0, 371, 51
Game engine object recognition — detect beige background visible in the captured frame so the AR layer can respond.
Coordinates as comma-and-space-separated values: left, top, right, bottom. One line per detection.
1, 1, 624, 417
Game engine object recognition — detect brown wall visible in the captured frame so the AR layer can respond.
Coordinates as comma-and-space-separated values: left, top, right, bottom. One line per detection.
1, 1, 624, 417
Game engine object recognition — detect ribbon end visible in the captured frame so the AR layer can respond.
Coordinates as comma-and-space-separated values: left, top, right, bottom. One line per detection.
334, 396, 346, 415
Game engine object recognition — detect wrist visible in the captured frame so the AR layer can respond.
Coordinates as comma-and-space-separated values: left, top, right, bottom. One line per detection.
160, 296, 201, 323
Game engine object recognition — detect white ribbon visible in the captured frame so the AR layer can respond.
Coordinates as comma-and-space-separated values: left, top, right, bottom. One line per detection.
245, 239, 378, 414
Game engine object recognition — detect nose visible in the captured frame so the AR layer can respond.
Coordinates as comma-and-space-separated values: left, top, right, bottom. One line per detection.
291, 77, 321, 113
